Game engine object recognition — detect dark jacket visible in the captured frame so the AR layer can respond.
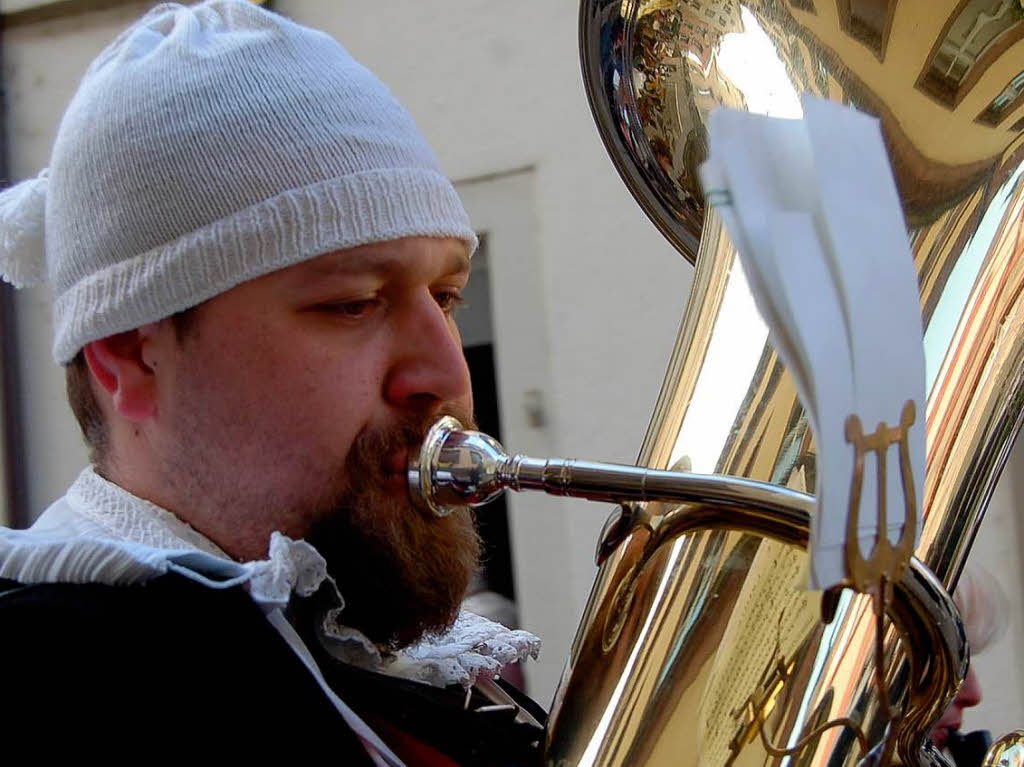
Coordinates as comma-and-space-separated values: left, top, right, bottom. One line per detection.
0, 573, 545, 765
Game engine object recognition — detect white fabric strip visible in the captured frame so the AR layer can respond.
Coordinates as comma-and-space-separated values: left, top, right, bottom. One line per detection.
266, 609, 407, 767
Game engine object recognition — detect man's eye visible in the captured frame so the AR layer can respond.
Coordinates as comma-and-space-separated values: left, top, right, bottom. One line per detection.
318, 299, 380, 318
435, 290, 467, 315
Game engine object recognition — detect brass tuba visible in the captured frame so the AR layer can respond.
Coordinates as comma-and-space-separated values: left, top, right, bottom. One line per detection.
413, 1, 1024, 765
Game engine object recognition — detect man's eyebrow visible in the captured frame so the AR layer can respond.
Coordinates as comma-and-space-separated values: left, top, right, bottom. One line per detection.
302, 248, 471, 277
301, 252, 401, 276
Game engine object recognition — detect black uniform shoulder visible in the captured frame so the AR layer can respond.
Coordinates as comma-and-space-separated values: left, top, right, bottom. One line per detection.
0, 574, 371, 761
314, 644, 548, 767
0, 572, 270, 670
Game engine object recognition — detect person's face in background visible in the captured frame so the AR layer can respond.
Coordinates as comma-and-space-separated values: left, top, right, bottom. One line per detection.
930, 666, 983, 750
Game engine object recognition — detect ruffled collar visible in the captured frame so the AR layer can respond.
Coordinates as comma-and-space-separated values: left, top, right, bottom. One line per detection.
319, 607, 540, 689
1, 467, 540, 689
63, 467, 232, 558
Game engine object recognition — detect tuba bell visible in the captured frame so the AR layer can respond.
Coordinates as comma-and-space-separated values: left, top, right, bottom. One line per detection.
412, 1, 1024, 765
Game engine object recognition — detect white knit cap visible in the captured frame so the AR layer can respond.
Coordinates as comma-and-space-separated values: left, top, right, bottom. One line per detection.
0, 0, 477, 364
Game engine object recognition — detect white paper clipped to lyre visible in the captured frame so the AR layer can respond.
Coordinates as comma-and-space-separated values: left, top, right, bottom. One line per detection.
699, 95, 926, 590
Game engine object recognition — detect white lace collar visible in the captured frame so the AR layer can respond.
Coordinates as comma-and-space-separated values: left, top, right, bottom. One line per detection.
2, 467, 540, 689
319, 609, 541, 689
64, 467, 232, 557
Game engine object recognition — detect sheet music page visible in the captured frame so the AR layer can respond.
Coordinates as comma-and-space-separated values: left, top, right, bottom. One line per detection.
700, 95, 925, 590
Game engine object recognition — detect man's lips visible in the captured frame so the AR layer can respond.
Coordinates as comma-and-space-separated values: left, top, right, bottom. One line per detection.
931, 719, 961, 749
383, 447, 412, 493
384, 447, 410, 475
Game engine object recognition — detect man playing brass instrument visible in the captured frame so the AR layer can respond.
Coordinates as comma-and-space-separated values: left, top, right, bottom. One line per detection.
0, 2, 542, 762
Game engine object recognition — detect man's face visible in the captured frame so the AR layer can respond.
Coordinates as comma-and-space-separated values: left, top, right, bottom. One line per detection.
929, 666, 983, 750
145, 236, 479, 648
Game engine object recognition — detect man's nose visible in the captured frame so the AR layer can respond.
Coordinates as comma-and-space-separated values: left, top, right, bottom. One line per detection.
956, 666, 983, 710
383, 292, 471, 410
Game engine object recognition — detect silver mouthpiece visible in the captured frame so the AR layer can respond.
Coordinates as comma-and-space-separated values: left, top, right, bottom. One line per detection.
408, 416, 510, 516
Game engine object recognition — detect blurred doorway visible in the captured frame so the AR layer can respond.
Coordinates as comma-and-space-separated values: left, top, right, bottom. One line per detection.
457, 239, 516, 603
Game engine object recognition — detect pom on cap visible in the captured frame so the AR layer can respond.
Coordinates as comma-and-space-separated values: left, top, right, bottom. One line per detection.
0, 171, 48, 289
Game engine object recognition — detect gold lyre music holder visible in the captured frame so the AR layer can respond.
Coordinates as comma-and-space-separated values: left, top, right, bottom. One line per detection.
842, 399, 919, 767
844, 400, 918, 598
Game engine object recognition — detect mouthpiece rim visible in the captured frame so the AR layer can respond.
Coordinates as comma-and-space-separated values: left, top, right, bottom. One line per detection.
409, 415, 465, 517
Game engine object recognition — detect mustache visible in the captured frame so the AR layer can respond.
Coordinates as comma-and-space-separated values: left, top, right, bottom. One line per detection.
347, 403, 477, 480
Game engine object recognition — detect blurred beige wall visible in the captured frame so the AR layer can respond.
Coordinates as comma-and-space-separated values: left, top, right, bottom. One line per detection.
968, 440, 1024, 737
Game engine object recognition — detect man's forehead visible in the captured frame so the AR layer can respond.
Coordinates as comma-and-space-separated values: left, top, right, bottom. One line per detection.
297, 237, 471, 278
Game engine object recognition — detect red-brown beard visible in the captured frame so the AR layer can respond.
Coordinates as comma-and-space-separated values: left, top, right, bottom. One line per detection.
305, 407, 481, 651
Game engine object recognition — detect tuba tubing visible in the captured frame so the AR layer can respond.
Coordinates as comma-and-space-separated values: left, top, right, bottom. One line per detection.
409, 419, 968, 767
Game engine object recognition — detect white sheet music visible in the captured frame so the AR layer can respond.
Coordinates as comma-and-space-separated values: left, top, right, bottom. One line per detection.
700, 95, 925, 590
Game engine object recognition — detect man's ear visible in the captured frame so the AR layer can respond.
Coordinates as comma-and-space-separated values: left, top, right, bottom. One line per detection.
82, 329, 159, 421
